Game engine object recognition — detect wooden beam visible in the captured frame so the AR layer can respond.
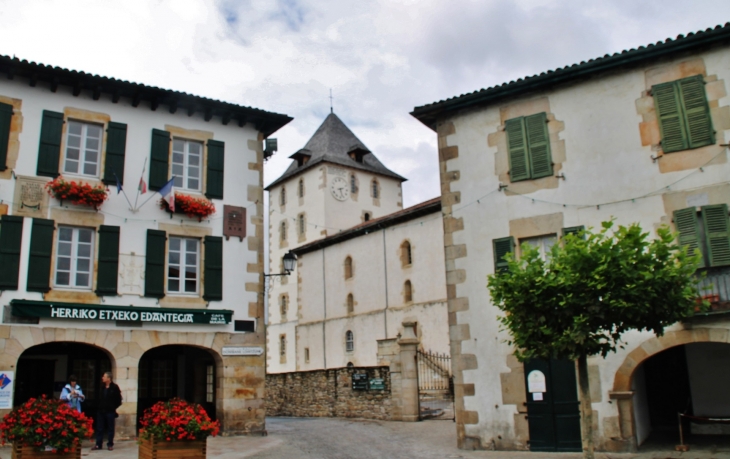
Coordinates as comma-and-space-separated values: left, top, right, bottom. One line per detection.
150, 98, 159, 111
169, 100, 178, 114
187, 106, 196, 117
204, 109, 213, 122
72, 82, 82, 97
92, 86, 101, 101
132, 93, 141, 107
112, 91, 120, 103
50, 78, 59, 93
222, 113, 231, 125
29, 73, 37, 87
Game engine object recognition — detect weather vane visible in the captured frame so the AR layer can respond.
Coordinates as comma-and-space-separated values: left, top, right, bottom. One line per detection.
329, 88, 333, 114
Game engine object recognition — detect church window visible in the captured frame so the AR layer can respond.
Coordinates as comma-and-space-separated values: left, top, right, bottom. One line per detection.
371, 179, 379, 199
298, 213, 305, 235
280, 187, 286, 206
345, 331, 354, 352
304, 348, 310, 363
350, 174, 357, 193
364, 212, 371, 222
298, 179, 304, 198
344, 256, 353, 279
401, 240, 412, 267
404, 280, 412, 303
347, 294, 354, 314
279, 335, 286, 357
280, 221, 287, 242
280, 295, 288, 319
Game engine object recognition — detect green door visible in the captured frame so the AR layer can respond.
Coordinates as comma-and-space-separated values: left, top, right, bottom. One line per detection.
524, 358, 582, 452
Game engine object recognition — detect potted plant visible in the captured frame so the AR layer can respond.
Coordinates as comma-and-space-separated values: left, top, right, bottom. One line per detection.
45, 176, 109, 210
138, 398, 220, 459
159, 193, 216, 221
0, 395, 93, 458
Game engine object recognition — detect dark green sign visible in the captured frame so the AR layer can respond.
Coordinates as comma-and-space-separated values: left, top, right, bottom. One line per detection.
369, 378, 385, 390
10, 300, 233, 325
352, 373, 368, 390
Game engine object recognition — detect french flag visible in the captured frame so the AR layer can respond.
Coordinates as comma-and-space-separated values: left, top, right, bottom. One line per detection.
159, 177, 176, 212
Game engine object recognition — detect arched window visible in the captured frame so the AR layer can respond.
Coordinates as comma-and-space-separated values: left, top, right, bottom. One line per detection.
350, 174, 357, 193
280, 187, 286, 206
363, 212, 371, 222
345, 331, 354, 352
298, 214, 305, 235
371, 179, 379, 199
347, 294, 354, 314
401, 240, 412, 266
280, 221, 287, 241
279, 335, 286, 356
344, 256, 353, 279
280, 295, 288, 318
404, 280, 412, 303
298, 179, 304, 198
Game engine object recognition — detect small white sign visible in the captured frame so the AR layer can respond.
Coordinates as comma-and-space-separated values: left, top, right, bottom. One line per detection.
527, 370, 546, 393
533, 392, 544, 401
0, 371, 14, 409
222, 346, 264, 356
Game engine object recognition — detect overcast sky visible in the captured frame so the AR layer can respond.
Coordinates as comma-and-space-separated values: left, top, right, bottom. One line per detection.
1, 1, 729, 208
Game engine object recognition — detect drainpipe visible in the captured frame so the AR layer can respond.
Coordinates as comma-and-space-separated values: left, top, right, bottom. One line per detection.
382, 228, 389, 339
322, 247, 327, 369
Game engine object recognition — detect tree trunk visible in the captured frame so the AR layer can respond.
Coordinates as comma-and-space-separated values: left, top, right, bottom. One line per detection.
578, 354, 595, 459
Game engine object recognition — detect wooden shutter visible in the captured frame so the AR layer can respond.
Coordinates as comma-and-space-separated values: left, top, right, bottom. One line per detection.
149, 129, 170, 191
37, 110, 64, 177
144, 229, 166, 298
653, 82, 688, 153
203, 236, 223, 301
702, 204, 730, 267
103, 122, 128, 185
27, 218, 55, 292
525, 112, 553, 179
0, 102, 13, 171
674, 207, 704, 268
0, 215, 24, 289
562, 226, 585, 240
205, 139, 225, 200
493, 236, 515, 273
679, 76, 714, 149
505, 118, 530, 182
96, 225, 120, 296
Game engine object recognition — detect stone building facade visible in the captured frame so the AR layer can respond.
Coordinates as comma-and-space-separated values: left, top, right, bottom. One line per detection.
411, 24, 730, 452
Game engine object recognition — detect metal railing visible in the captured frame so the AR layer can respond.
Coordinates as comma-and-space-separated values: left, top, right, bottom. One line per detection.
695, 267, 730, 304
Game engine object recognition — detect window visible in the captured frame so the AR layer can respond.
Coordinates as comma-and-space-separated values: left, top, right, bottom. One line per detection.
505, 112, 552, 182
280, 295, 288, 319
280, 188, 286, 206
298, 179, 304, 198
171, 139, 202, 191
347, 294, 354, 314
345, 331, 354, 352
675, 204, 730, 268
205, 365, 214, 403
344, 256, 353, 279
298, 214, 305, 235
363, 212, 371, 222
280, 221, 287, 242
55, 226, 94, 289
304, 347, 310, 363
168, 236, 199, 294
371, 179, 379, 198
350, 174, 357, 193
404, 280, 412, 303
280, 335, 286, 357
401, 241, 412, 266
653, 75, 714, 153
64, 121, 103, 177
519, 234, 557, 261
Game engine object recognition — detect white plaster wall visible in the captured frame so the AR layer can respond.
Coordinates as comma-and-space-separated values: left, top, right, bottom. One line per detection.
0, 75, 264, 334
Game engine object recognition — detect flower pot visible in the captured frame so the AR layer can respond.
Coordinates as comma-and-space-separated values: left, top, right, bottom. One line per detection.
11, 443, 80, 459
138, 437, 207, 459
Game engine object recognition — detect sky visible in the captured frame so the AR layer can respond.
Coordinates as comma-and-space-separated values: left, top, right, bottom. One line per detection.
1, 1, 729, 208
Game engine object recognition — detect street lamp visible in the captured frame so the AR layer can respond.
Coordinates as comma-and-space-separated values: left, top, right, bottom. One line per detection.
265, 250, 297, 278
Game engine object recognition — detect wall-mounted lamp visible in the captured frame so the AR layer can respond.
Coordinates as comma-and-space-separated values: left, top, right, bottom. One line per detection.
265, 250, 297, 278
263, 138, 278, 161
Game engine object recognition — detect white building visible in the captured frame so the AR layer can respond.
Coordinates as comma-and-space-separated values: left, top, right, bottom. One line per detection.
411, 24, 730, 452
0, 54, 291, 437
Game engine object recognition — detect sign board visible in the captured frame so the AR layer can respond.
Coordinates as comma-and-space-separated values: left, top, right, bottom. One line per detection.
222, 346, 263, 356
223, 205, 246, 241
0, 372, 14, 409
13, 176, 49, 218
369, 378, 385, 390
527, 370, 547, 393
352, 373, 368, 390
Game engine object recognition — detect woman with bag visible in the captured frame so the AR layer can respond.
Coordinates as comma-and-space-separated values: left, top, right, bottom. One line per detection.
60, 375, 85, 413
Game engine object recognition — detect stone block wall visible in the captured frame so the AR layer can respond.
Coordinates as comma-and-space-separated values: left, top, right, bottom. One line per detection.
265, 366, 392, 420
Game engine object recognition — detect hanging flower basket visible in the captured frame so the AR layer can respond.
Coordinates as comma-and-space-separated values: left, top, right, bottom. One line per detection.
160, 193, 216, 221
138, 398, 219, 459
0, 395, 93, 457
45, 176, 108, 210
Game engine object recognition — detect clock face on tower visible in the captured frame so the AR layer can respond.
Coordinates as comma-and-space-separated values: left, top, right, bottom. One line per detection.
330, 177, 349, 201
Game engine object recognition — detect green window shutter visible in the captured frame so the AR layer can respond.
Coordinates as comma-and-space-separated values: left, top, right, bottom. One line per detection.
27, 218, 55, 292
653, 82, 688, 153
678, 75, 715, 149
674, 207, 705, 268
205, 139, 225, 200
96, 225, 120, 296
0, 215, 24, 289
144, 229, 166, 298
37, 110, 64, 178
702, 204, 730, 267
103, 122, 128, 185
505, 118, 530, 182
149, 129, 170, 191
0, 102, 13, 171
203, 236, 223, 301
493, 236, 515, 273
562, 226, 585, 240
525, 112, 553, 179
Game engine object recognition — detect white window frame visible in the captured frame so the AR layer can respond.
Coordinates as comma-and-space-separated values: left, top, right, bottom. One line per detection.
167, 236, 200, 295
520, 234, 557, 261
63, 120, 103, 178
171, 138, 203, 192
54, 226, 95, 290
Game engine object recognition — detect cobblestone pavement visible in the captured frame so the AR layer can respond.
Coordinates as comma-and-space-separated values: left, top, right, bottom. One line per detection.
2, 417, 730, 458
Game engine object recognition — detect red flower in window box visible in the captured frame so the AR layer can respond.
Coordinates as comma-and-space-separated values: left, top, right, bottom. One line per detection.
45, 176, 109, 211
159, 193, 216, 222
138, 398, 220, 442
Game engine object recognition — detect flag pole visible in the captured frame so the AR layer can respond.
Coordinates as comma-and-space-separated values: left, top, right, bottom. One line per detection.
113, 172, 135, 211
133, 157, 148, 212
137, 176, 175, 212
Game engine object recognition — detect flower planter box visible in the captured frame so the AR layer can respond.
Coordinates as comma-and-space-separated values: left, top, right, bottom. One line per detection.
138, 437, 207, 459
11, 444, 80, 459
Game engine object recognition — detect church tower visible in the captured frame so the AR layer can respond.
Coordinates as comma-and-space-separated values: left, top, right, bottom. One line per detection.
266, 113, 405, 373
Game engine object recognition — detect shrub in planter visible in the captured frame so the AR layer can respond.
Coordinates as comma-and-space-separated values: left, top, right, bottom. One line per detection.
138, 398, 220, 442
159, 193, 216, 221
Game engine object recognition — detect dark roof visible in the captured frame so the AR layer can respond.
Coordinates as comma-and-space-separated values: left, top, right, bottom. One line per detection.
411, 23, 730, 130
292, 197, 441, 255
0, 55, 292, 137
265, 113, 406, 190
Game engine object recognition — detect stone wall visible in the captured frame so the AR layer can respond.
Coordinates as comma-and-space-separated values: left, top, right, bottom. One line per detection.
265, 366, 392, 420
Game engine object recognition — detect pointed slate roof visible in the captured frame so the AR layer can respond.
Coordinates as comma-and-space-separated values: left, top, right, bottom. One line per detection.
265, 113, 406, 190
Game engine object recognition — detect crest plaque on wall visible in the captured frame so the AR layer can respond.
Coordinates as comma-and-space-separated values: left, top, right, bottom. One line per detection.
223, 205, 246, 241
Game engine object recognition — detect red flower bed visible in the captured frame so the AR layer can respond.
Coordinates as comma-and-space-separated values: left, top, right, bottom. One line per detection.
160, 193, 216, 221
45, 176, 108, 210
138, 398, 220, 442
0, 395, 93, 454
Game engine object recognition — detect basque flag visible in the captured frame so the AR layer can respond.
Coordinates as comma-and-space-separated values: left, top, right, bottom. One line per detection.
159, 177, 176, 212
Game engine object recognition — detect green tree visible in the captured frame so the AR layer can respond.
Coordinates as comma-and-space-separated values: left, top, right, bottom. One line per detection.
487, 221, 705, 459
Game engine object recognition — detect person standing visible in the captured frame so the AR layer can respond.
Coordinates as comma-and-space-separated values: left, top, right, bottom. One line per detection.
93, 372, 122, 451
60, 375, 85, 412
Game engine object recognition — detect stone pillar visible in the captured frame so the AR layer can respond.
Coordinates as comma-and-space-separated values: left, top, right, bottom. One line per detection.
397, 321, 420, 422
608, 391, 636, 452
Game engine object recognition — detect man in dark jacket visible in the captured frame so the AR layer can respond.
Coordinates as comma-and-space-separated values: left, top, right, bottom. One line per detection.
93, 371, 122, 451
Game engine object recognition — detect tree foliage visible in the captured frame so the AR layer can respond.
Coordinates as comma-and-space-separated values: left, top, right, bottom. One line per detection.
487, 221, 705, 362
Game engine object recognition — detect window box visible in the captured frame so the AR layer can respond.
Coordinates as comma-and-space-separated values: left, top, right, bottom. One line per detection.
159, 193, 216, 221
44, 176, 108, 210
